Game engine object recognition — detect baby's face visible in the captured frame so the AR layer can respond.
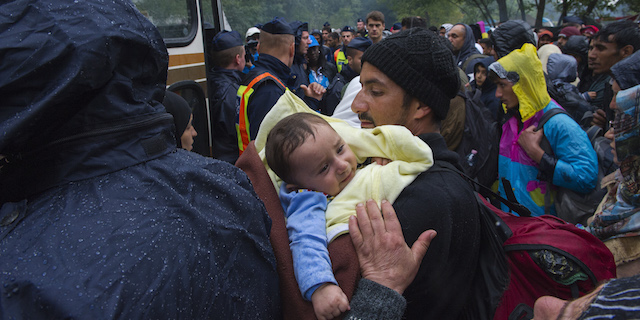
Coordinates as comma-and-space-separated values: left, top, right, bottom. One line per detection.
288, 123, 357, 196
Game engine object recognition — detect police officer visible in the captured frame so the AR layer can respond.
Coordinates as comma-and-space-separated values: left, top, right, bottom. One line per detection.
236, 17, 324, 155
205, 30, 245, 163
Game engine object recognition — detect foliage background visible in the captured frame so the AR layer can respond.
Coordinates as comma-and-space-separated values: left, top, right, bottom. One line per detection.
217, 0, 637, 34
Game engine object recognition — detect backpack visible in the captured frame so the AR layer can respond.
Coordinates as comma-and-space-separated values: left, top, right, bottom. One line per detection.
455, 89, 500, 187
435, 163, 616, 320
537, 108, 607, 225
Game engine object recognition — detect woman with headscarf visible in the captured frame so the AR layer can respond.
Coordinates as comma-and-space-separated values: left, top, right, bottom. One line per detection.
163, 91, 198, 151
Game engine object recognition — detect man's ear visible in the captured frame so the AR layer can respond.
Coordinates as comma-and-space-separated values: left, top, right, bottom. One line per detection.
289, 42, 295, 58
620, 44, 634, 59
414, 100, 433, 120
235, 53, 243, 66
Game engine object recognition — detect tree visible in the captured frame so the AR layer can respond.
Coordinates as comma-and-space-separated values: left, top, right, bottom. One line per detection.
496, 0, 509, 22
533, 0, 546, 29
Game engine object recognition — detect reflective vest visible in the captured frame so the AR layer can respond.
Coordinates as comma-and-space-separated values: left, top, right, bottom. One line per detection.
334, 48, 347, 73
235, 72, 286, 155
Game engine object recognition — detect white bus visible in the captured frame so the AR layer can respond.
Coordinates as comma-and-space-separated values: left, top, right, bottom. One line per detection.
134, 0, 232, 156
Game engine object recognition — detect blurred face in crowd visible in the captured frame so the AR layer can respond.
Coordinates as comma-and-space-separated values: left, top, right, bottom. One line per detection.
367, 19, 385, 43
475, 65, 487, 87
448, 25, 466, 53
557, 35, 568, 49
341, 31, 353, 45
181, 115, 197, 151
347, 49, 364, 75
307, 45, 320, 65
298, 31, 312, 55
357, 21, 365, 31
538, 34, 552, 47
322, 29, 330, 41
480, 42, 492, 55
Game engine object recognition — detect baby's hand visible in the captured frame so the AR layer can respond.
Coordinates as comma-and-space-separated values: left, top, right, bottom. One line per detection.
311, 283, 350, 320
371, 157, 391, 165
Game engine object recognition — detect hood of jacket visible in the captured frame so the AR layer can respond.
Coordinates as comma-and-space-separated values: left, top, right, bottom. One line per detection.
547, 53, 578, 83
496, 43, 550, 121
563, 35, 589, 61
491, 20, 536, 59
472, 56, 497, 91
0, 0, 172, 202
1, 0, 168, 155
611, 50, 640, 90
454, 23, 480, 67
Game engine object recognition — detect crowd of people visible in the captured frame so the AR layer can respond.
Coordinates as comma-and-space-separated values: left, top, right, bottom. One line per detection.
2, 0, 640, 319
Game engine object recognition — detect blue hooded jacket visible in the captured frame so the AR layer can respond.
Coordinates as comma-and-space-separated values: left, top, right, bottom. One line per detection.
0, 0, 280, 318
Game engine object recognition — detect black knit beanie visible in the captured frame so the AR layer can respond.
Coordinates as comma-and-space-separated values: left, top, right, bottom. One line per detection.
361, 27, 460, 120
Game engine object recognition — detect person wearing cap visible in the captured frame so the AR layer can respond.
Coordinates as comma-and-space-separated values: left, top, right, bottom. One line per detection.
440, 23, 454, 38
366, 11, 386, 44
356, 18, 366, 33
246, 26, 260, 42
236, 17, 325, 155
488, 43, 597, 217
204, 30, 246, 163
562, 16, 584, 28
581, 25, 599, 40
350, 28, 504, 319
306, 35, 336, 89
334, 26, 354, 73
0, 1, 280, 318
245, 26, 261, 71
391, 22, 402, 33
323, 37, 372, 117
537, 29, 554, 48
556, 26, 581, 49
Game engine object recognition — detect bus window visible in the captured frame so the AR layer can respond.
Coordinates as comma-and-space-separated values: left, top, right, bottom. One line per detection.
132, 0, 197, 47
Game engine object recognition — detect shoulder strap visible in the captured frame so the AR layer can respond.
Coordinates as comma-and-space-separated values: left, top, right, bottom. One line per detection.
428, 161, 532, 217
536, 107, 570, 131
461, 53, 488, 71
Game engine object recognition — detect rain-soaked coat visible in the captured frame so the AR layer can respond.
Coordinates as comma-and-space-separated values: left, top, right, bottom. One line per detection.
0, 0, 279, 318
494, 44, 598, 216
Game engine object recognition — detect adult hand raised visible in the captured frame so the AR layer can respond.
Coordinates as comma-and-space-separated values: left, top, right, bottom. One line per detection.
349, 199, 436, 295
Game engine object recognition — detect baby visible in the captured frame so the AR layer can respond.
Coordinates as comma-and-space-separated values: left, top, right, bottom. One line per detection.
266, 113, 355, 319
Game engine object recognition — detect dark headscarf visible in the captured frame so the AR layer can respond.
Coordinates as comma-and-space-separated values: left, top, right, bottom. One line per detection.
163, 91, 192, 148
